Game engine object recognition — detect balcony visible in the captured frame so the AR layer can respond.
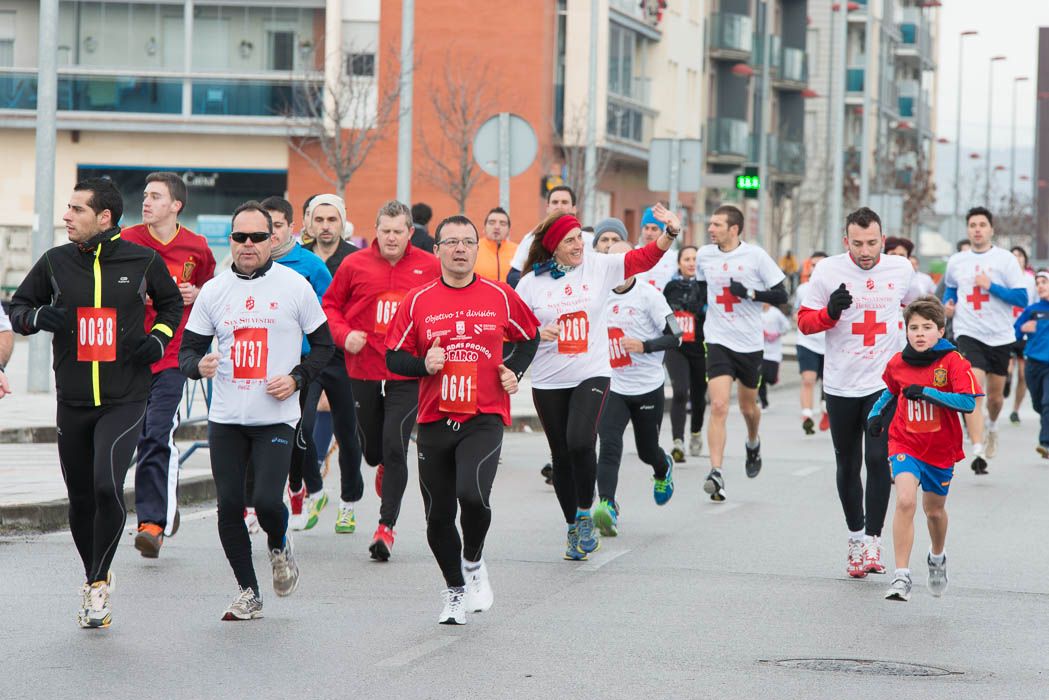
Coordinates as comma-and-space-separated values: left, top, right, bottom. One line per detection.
709, 12, 754, 60
706, 117, 750, 163
606, 96, 655, 159
897, 9, 934, 68
846, 67, 865, 94
752, 35, 782, 73
759, 133, 805, 178
776, 47, 808, 88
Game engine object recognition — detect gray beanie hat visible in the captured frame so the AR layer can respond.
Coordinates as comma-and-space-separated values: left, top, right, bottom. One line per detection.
593, 217, 628, 247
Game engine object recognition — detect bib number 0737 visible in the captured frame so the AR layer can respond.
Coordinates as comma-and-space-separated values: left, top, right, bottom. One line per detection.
231, 327, 269, 380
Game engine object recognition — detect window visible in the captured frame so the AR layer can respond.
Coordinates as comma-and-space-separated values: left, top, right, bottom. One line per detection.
347, 53, 375, 77
0, 11, 14, 68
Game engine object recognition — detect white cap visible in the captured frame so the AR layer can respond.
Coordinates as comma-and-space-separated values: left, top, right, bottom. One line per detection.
305, 194, 347, 228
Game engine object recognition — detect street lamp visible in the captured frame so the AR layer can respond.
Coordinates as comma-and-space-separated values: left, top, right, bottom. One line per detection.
954, 31, 978, 244
986, 55, 1007, 205
1011, 76, 1029, 206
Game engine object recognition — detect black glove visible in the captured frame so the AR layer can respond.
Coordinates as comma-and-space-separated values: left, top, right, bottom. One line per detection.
728, 278, 748, 299
32, 305, 67, 333
866, 415, 884, 438
130, 332, 166, 365
827, 283, 853, 320
903, 384, 926, 400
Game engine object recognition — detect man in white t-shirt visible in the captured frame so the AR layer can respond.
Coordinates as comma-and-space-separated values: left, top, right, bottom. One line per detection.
758, 304, 790, 409
694, 205, 788, 501
943, 206, 1029, 474
179, 201, 334, 622
798, 207, 919, 578
0, 304, 11, 399
794, 252, 828, 434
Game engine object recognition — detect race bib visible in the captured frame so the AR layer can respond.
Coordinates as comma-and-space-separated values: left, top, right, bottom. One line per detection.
438, 361, 478, 414
674, 311, 695, 343
557, 311, 589, 355
231, 327, 268, 380
607, 327, 632, 368
77, 307, 117, 362
903, 398, 940, 434
374, 291, 405, 334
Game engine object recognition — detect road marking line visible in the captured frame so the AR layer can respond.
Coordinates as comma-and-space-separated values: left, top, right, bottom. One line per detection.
792, 466, 822, 477
707, 502, 742, 515
377, 635, 460, 668
579, 548, 631, 572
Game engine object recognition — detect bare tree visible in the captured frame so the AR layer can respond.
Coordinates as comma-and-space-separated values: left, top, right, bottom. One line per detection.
994, 190, 1036, 251
901, 150, 937, 235
287, 48, 405, 193
549, 106, 613, 216
418, 59, 494, 214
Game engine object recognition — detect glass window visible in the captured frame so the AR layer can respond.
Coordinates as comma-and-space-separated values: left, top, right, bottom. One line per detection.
191, 5, 322, 73
56, 2, 184, 71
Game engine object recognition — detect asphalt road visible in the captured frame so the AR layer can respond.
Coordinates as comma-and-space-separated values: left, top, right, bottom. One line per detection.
4, 393, 1048, 698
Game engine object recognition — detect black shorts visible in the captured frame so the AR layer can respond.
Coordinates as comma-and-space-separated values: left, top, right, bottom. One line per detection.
956, 335, 1011, 376
1011, 339, 1027, 358
705, 343, 763, 389
796, 345, 824, 377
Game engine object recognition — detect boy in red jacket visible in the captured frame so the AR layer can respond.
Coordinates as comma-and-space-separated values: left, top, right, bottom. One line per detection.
866, 297, 982, 602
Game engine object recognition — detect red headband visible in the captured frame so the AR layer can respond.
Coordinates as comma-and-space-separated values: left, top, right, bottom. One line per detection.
542, 215, 582, 253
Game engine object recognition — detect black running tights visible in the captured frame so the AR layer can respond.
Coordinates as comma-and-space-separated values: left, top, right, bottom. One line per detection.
825, 392, 891, 537
596, 387, 669, 503
665, 346, 706, 440
350, 379, 418, 527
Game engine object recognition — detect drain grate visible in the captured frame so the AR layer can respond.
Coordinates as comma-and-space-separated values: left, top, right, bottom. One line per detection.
768, 658, 957, 677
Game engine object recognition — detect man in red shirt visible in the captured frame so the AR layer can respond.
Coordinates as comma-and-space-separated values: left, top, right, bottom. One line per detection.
322, 200, 440, 560
385, 214, 539, 624
122, 172, 216, 557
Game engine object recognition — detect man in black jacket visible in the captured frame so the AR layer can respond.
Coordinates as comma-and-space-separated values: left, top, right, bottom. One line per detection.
10, 178, 183, 629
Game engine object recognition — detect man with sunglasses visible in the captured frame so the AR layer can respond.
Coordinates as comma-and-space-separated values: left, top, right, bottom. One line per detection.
179, 201, 334, 621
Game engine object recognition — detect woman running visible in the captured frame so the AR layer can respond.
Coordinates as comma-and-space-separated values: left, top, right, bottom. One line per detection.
662, 245, 708, 461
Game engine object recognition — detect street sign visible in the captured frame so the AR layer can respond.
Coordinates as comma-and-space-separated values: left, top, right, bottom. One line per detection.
473, 113, 538, 212
648, 138, 702, 194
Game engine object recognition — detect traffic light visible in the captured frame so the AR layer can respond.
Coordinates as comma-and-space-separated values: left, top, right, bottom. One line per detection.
735, 166, 760, 199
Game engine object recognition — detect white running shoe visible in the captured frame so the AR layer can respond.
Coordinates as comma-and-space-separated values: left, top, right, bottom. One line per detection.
462, 559, 494, 613
83, 580, 112, 628
269, 535, 300, 597
927, 553, 949, 597
222, 587, 263, 621
244, 508, 260, 535
885, 572, 912, 601
438, 586, 466, 625
690, 431, 703, 456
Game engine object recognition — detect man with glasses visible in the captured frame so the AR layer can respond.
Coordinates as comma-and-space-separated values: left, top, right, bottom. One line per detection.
179, 201, 334, 621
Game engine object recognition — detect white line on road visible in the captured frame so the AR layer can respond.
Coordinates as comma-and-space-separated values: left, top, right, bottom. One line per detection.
376, 635, 460, 668
706, 502, 742, 515
791, 466, 822, 477
578, 548, 631, 572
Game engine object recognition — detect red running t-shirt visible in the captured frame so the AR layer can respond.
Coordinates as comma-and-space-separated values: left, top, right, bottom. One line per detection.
386, 276, 539, 425
882, 349, 982, 468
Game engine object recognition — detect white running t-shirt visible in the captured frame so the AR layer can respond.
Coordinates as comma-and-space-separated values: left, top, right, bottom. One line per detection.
793, 282, 825, 354
635, 244, 679, 292
694, 241, 786, 353
945, 246, 1028, 347
605, 280, 674, 396
185, 263, 328, 426
801, 253, 917, 398
761, 306, 790, 363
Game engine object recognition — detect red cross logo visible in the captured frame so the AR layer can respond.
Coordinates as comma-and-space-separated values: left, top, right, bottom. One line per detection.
967, 286, 991, 310
716, 287, 740, 312
851, 310, 887, 347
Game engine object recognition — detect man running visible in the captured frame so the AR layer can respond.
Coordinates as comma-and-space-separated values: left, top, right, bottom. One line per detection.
942, 207, 1028, 474
794, 251, 828, 434
179, 201, 334, 621
798, 207, 918, 578
385, 214, 539, 624
322, 200, 440, 560
122, 171, 216, 558
694, 205, 787, 501
10, 178, 183, 627
303, 194, 359, 276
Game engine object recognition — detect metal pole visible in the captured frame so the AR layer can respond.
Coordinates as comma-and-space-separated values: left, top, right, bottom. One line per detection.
954, 32, 975, 244
986, 56, 1005, 205
395, 0, 414, 204
1011, 77, 1027, 207
828, 6, 847, 252
823, 15, 836, 252
757, 0, 772, 252
29, 0, 59, 393
498, 112, 511, 213
859, 4, 872, 204
583, 0, 599, 225
668, 138, 681, 213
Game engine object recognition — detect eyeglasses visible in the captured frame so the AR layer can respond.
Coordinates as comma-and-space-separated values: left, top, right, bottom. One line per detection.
230, 231, 271, 244
437, 239, 478, 249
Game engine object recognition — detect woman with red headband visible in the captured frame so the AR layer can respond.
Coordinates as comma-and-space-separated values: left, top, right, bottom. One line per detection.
515, 204, 679, 560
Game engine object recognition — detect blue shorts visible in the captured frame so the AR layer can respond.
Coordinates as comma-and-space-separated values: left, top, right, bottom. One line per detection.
796, 345, 824, 377
891, 453, 953, 496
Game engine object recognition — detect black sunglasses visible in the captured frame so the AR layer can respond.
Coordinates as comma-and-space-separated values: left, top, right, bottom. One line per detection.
230, 231, 271, 244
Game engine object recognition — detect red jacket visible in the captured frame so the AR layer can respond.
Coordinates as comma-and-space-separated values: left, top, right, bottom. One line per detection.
322, 240, 440, 380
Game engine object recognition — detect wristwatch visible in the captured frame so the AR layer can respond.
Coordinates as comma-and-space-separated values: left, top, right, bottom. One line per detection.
747, 289, 757, 301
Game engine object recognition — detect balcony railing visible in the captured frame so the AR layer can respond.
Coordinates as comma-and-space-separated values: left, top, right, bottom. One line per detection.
707, 117, 749, 160
778, 138, 805, 175
780, 47, 808, 84
609, 75, 651, 105
753, 35, 782, 72
607, 96, 653, 146
709, 12, 753, 56
846, 68, 864, 93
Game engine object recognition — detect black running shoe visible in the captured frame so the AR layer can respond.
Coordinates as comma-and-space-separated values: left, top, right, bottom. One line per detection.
703, 469, 726, 502
540, 463, 553, 485
802, 417, 815, 435
1010, 411, 1021, 425
745, 442, 762, 478
971, 456, 988, 475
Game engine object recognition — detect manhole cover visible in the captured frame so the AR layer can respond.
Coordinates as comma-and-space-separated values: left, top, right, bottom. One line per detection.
770, 658, 956, 677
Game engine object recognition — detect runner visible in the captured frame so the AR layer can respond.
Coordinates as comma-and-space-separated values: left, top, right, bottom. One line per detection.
506, 185, 582, 288
10, 178, 183, 627
798, 206, 918, 578
942, 207, 1028, 474
1013, 270, 1049, 456
635, 207, 679, 292
0, 303, 11, 399
593, 218, 627, 253
866, 297, 981, 601
474, 207, 517, 283
179, 201, 334, 621
663, 245, 708, 460
322, 200, 440, 560
515, 205, 678, 560
1006, 246, 1037, 424
122, 171, 216, 558
593, 240, 681, 537
384, 214, 539, 624
758, 303, 790, 410
694, 205, 788, 501
794, 252, 828, 435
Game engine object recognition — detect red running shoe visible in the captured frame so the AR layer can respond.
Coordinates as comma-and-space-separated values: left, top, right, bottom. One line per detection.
375, 464, 384, 498
369, 523, 395, 561
819, 411, 830, 432
847, 539, 867, 578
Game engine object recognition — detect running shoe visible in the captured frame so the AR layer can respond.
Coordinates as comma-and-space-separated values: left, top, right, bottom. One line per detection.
563, 524, 587, 561
269, 535, 300, 597
369, 523, 395, 561
540, 463, 553, 485
76, 583, 91, 628
986, 430, 998, 459
304, 490, 328, 530
335, 505, 356, 534
971, 455, 988, 475
244, 507, 260, 534
1037, 444, 1049, 459
576, 514, 600, 554
593, 499, 619, 537
1010, 411, 1021, 425
703, 468, 726, 502
462, 558, 494, 613
745, 441, 762, 478
671, 439, 686, 463
222, 587, 263, 621
802, 416, 815, 435
653, 455, 674, 506
863, 536, 886, 574
847, 539, 867, 578
288, 486, 307, 531
927, 553, 948, 597
134, 522, 164, 559
83, 580, 112, 628
885, 572, 912, 601
690, 431, 703, 456
819, 411, 830, 432
375, 464, 384, 498
438, 586, 466, 625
